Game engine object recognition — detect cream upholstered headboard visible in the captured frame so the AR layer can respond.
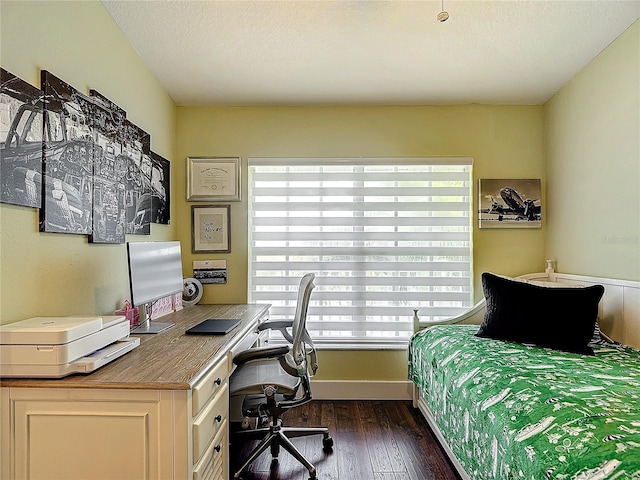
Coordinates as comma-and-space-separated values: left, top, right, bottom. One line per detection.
530, 272, 640, 349
415, 272, 640, 349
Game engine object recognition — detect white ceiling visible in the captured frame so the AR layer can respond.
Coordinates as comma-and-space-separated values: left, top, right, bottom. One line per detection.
102, 0, 640, 107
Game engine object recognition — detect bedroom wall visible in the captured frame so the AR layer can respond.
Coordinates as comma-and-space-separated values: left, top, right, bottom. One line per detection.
6, 2, 633, 387
175, 105, 546, 382
544, 20, 639, 282
0, 1, 177, 324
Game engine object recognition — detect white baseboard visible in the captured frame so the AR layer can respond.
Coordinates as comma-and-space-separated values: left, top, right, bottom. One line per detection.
310, 380, 413, 400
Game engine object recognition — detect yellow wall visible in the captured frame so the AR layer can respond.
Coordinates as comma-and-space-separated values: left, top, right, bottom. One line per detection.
176, 105, 546, 302
0, 1, 177, 323
175, 105, 546, 380
545, 20, 639, 282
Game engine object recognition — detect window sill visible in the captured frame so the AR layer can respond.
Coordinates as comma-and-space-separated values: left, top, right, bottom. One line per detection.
263, 339, 410, 351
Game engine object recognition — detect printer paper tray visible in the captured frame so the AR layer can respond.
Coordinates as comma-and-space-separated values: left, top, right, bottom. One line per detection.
0, 338, 140, 378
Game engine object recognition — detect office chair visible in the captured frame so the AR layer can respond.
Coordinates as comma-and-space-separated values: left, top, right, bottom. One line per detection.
229, 273, 333, 480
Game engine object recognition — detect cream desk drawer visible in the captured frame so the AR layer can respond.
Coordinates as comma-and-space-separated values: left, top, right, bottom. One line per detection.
193, 419, 228, 480
192, 355, 230, 416
193, 382, 229, 463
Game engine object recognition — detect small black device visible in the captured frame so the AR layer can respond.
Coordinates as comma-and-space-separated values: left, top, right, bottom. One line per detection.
185, 319, 241, 335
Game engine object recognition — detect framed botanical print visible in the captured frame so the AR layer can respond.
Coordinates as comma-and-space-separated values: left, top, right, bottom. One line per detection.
192, 204, 231, 253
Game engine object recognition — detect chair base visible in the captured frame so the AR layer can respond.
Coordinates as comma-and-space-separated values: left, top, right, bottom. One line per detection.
233, 420, 333, 479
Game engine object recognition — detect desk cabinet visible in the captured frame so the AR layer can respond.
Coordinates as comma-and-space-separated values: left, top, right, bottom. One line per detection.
1, 304, 269, 480
2, 387, 178, 479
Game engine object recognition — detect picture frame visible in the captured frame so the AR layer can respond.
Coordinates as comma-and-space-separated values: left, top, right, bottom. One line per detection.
478, 178, 542, 229
192, 204, 231, 253
186, 156, 241, 201
193, 259, 228, 284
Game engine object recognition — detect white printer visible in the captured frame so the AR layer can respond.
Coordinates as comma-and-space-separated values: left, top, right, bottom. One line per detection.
0, 315, 139, 378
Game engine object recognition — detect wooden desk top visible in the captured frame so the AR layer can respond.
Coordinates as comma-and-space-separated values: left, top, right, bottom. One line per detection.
0, 304, 270, 391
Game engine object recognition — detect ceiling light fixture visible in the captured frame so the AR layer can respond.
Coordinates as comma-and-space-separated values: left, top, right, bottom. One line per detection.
437, 0, 449, 22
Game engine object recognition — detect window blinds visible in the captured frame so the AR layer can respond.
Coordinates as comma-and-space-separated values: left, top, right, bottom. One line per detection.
248, 157, 473, 347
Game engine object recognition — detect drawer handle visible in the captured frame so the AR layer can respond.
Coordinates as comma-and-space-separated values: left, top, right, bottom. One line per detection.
214, 377, 222, 386
214, 414, 222, 423
214, 444, 221, 453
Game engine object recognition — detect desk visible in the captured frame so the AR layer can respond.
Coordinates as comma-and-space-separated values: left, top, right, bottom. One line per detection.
1, 304, 270, 480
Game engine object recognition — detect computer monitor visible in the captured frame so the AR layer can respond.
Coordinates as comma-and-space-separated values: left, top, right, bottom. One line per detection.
126, 241, 183, 334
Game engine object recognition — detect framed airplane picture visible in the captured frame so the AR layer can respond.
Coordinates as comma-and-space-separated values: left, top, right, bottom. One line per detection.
478, 178, 542, 229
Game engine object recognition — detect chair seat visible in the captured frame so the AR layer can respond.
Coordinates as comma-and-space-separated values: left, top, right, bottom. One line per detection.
230, 358, 301, 396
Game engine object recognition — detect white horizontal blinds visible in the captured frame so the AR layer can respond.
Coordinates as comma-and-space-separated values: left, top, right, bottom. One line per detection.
248, 157, 473, 346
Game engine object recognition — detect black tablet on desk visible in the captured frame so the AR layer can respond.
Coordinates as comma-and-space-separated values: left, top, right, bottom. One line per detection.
185, 318, 241, 335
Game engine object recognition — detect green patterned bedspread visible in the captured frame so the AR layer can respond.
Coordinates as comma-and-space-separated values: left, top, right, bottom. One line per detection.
409, 325, 640, 480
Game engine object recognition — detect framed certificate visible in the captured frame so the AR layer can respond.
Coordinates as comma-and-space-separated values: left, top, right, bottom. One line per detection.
186, 156, 241, 201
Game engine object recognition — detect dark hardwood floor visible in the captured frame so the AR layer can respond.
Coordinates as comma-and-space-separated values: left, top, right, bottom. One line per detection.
230, 400, 461, 480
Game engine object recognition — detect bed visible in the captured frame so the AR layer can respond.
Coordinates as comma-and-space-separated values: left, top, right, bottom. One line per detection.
409, 271, 640, 480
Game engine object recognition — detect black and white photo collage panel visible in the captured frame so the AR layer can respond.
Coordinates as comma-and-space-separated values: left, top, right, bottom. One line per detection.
0, 67, 170, 243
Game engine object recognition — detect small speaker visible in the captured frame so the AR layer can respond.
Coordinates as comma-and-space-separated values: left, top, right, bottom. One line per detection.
182, 277, 203, 306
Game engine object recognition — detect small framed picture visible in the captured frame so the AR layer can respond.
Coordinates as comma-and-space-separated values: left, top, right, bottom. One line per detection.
192, 205, 231, 253
478, 178, 542, 229
193, 259, 228, 284
186, 156, 241, 201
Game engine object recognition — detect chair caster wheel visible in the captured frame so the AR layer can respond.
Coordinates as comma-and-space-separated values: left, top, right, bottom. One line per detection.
322, 435, 334, 450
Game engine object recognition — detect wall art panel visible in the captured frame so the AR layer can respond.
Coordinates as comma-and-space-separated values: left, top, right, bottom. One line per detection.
149, 151, 170, 225
122, 120, 151, 235
0, 68, 44, 208
39, 71, 97, 234
89, 89, 127, 244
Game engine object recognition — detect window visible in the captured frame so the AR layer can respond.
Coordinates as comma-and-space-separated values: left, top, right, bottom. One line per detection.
248, 157, 473, 348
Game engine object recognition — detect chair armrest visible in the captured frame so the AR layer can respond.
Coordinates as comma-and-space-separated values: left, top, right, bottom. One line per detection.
258, 319, 294, 343
233, 345, 290, 366
258, 320, 293, 331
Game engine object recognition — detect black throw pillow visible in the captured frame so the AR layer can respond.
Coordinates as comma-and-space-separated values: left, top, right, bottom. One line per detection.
476, 272, 605, 355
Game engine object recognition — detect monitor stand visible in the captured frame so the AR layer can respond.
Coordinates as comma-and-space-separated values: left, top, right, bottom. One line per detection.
130, 320, 174, 334
130, 305, 175, 334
